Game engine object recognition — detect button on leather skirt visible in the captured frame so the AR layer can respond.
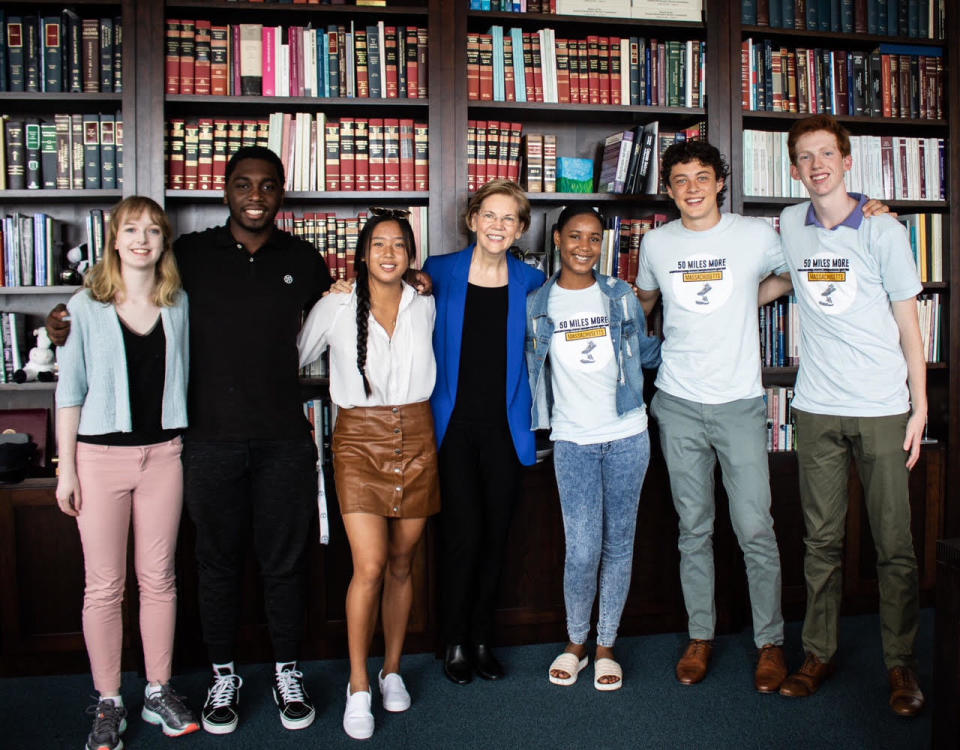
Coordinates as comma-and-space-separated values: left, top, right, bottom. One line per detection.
332, 400, 441, 518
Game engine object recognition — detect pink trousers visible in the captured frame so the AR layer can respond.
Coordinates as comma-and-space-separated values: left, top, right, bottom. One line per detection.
75, 437, 183, 693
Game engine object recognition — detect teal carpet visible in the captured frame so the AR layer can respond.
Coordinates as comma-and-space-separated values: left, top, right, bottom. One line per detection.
1, 610, 933, 749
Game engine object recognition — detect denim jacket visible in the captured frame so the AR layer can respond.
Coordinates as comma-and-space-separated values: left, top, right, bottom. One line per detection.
526, 271, 661, 431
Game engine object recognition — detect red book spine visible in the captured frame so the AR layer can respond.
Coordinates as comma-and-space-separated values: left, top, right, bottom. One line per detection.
587, 35, 600, 105
384, 27, 399, 98
399, 118, 415, 192
597, 36, 610, 105
324, 121, 340, 190
197, 118, 213, 191
210, 26, 228, 96
609, 36, 621, 106
508, 122, 522, 182
383, 118, 400, 190
417, 27, 428, 98
478, 34, 494, 101
194, 20, 212, 96
577, 39, 589, 103
568, 40, 580, 104
354, 118, 369, 191
180, 19, 195, 95
474, 120, 487, 187
503, 34, 516, 102
522, 34, 536, 102
405, 27, 418, 99
413, 121, 429, 191
466, 120, 477, 192
339, 117, 356, 191
165, 19, 181, 94
467, 33, 480, 101
530, 33, 543, 102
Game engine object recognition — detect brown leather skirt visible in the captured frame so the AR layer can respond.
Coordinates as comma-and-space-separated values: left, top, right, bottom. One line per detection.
332, 400, 441, 518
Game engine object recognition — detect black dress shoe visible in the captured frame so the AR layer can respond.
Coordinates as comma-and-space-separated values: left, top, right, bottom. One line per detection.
474, 644, 505, 680
443, 644, 473, 685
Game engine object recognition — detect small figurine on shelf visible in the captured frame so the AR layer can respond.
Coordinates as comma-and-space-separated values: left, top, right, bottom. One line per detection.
13, 328, 56, 383
59, 243, 90, 286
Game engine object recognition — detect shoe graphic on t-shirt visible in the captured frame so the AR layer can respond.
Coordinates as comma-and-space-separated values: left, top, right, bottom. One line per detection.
695, 283, 712, 305
819, 283, 837, 307
580, 340, 597, 364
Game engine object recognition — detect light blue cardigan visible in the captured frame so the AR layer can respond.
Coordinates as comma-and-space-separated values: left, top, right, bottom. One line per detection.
55, 289, 189, 435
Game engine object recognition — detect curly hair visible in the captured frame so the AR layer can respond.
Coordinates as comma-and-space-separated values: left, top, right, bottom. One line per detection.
353, 213, 418, 397
661, 140, 730, 209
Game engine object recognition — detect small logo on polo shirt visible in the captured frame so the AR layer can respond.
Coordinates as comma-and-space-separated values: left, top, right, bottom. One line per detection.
283, 274, 293, 284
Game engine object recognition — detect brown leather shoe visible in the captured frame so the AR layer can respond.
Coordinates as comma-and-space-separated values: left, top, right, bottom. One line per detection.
676, 639, 712, 685
755, 644, 787, 693
779, 652, 834, 697
888, 666, 924, 717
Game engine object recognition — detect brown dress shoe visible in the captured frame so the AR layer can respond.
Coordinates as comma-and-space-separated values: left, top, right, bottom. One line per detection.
888, 666, 924, 717
676, 639, 712, 685
755, 644, 787, 693
779, 652, 834, 697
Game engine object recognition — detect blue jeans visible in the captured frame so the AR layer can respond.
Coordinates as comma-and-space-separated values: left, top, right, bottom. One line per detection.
553, 430, 651, 648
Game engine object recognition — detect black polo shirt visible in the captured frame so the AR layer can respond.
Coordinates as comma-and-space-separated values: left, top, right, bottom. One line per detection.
174, 222, 332, 441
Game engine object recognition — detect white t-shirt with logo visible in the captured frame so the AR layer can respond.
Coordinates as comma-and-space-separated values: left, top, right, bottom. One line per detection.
636, 213, 784, 404
777, 202, 921, 416
546, 282, 647, 444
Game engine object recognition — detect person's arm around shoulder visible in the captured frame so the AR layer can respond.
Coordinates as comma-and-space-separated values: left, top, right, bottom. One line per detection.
298, 289, 353, 368
892, 297, 926, 470
759, 273, 793, 306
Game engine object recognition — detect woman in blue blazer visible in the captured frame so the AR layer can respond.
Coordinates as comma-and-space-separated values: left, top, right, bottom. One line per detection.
422, 179, 545, 684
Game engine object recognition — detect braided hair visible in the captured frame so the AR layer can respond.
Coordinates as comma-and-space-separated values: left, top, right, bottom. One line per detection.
354, 213, 419, 397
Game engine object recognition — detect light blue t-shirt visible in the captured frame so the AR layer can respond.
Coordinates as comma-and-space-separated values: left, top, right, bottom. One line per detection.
777, 195, 921, 416
636, 213, 784, 404
546, 282, 647, 444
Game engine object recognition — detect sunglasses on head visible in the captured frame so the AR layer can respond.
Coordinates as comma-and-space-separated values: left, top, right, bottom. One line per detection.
369, 206, 411, 219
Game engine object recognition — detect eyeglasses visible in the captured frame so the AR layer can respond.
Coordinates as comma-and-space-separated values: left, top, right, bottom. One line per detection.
369, 206, 411, 219
477, 211, 519, 228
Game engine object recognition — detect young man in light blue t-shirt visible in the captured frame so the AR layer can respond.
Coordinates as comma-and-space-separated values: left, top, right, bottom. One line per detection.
635, 140, 789, 693
768, 115, 926, 717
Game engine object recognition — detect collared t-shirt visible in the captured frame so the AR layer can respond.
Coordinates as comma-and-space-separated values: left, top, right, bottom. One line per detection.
546, 282, 647, 444
636, 213, 784, 404
297, 282, 436, 408
777, 194, 921, 416
174, 222, 333, 440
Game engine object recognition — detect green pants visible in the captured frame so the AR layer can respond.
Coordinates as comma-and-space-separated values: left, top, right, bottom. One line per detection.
794, 409, 919, 670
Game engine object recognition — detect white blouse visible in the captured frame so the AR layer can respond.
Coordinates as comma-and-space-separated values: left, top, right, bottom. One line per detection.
297, 282, 437, 408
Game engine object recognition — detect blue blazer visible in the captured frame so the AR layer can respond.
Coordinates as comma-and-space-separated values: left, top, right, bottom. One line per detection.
423, 244, 546, 466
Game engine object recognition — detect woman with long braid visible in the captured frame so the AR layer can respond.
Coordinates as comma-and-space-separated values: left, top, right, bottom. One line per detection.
297, 210, 439, 741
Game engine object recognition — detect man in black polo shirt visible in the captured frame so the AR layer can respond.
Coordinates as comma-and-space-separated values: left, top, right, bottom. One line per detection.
174, 147, 327, 734
48, 148, 328, 735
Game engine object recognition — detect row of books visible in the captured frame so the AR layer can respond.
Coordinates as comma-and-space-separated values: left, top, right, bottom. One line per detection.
276, 206, 429, 282
899, 213, 943, 282
1, 209, 108, 287
742, 41, 943, 120
1, 114, 122, 191
166, 116, 428, 193
742, 130, 945, 201
917, 293, 941, 364
469, 29, 705, 108
0, 12, 121, 93
1, 312, 25, 382
469, 0, 703, 20
763, 386, 794, 452
760, 296, 798, 367
166, 19, 427, 100
303, 398, 335, 475
598, 121, 706, 196
742, 0, 946, 39
468, 120, 524, 192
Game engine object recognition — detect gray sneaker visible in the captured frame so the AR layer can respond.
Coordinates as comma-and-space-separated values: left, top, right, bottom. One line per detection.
85, 698, 127, 750
141, 684, 200, 737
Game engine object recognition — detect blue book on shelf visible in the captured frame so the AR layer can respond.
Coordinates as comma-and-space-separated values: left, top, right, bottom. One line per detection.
742, 0, 757, 25
644, 46, 652, 106
770, 0, 781, 28
327, 26, 339, 97
481, 0, 491, 10
367, 25, 381, 98
908, 0, 918, 38
488, 25, 504, 102
509, 27, 525, 102
877, 42, 942, 56
320, 32, 329, 97
782, 0, 795, 29
629, 36, 640, 105
841, 0, 855, 32
806, 1, 818, 31
829, 0, 840, 31
887, 0, 898, 37
470, 0, 483, 8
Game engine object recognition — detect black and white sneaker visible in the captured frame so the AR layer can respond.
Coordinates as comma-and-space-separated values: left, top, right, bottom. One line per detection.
273, 662, 316, 730
85, 698, 127, 750
201, 666, 243, 735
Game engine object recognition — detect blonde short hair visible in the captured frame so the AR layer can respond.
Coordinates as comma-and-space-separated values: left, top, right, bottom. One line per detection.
465, 179, 531, 234
85, 196, 181, 307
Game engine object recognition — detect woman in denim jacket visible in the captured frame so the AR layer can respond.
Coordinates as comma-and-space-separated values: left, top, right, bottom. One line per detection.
526, 206, 660, 691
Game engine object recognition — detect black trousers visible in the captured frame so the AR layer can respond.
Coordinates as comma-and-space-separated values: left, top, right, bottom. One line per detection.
182, 437, 317, 664
438, 419, 522, 645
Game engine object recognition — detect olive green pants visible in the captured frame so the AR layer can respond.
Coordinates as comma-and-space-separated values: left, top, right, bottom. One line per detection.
794, 409, 918, 670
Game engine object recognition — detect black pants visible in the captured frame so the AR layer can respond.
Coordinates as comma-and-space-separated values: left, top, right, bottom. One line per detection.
182, 437, 317, 664
438, 419, 522, 645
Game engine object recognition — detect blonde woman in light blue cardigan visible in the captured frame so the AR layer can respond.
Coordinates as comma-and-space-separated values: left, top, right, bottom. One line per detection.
55, 196, 196, 750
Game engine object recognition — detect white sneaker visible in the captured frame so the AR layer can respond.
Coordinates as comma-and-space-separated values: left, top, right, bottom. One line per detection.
343, 684, 374, 740
378, 670, 411, 712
